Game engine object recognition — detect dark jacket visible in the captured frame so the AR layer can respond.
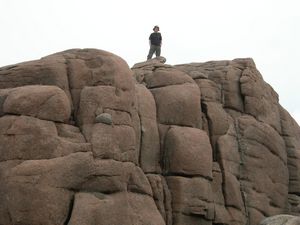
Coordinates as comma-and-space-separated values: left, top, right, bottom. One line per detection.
149, 32, 162, 46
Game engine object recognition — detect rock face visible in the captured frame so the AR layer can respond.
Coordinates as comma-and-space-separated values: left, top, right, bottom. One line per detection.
0, 49, 299, 225
259, 214, 300, 225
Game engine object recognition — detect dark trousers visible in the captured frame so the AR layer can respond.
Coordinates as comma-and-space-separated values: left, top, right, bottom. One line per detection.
147, 45, 161, 60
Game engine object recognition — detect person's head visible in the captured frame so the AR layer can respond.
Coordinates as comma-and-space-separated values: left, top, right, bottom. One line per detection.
153, 25, 159, 32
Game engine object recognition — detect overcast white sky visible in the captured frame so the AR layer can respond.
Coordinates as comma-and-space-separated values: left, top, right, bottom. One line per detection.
0, 0, 299, 124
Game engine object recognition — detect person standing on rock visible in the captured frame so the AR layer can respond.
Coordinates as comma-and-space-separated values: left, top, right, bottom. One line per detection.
147, 25, 162, 60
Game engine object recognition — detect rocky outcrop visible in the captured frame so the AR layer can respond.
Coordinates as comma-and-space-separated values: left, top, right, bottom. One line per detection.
259, 214, 300, 225
0, 49, 299, 225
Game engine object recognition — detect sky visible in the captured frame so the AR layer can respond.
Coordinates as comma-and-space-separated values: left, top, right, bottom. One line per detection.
0, 0, 299, 124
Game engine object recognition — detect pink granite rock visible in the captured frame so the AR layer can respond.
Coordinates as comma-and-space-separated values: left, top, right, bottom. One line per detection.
0, 49, 299, 225
2, 85, 71, 122
164, 126, 212, 178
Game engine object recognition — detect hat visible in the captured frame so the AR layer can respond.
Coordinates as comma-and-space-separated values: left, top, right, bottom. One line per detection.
153, 25, 160, 31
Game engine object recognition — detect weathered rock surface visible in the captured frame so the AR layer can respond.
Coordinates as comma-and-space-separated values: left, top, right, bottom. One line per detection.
259, 214, 300, 225
1, 85, 71, 122
0, 49, 299, 225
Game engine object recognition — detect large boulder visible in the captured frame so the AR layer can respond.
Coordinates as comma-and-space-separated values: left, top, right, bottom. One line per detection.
167, 176, 214, 224
0, 152, 156, 225
68, 192, 165, 225
136, 84, 161, 173
83, 123, 137, 163
77, 85, 134, 126
0, 115, 90, 161
1, 85, 71, 122
259, 214, 300, 225
0, 49, 299, 225
151, 84, 201, 127
164, 126, 212, 178
0, 56, 70, 96
147, 174, 173, 225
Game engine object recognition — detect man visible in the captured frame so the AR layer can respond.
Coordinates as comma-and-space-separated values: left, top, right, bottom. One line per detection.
147, 25, 162, 60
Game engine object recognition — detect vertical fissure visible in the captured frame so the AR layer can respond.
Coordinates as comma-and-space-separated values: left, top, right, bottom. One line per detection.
63, 193, 75, 225
234, 118, 250, 225
137, 111, 143, 168
201, 102, 216, 161
64, 59, 76, 125
161, 176, 173, 225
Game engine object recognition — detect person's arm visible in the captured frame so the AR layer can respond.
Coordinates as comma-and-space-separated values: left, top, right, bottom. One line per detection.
160, 34, 162, 46
149, 33, 152, 46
